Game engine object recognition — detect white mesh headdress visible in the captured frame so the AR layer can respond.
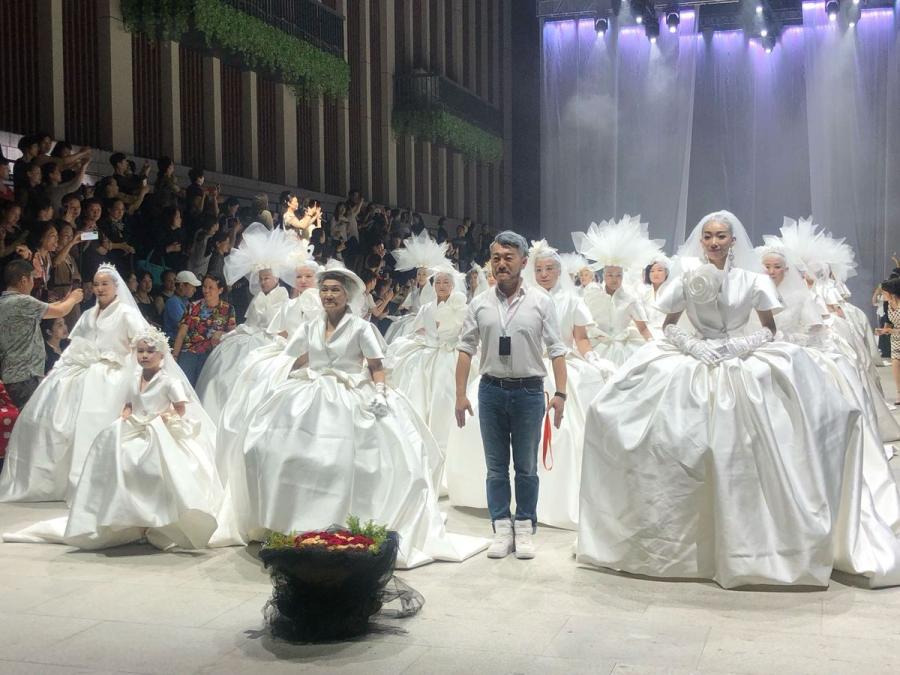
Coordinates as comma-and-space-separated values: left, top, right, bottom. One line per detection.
95, 263, 139, 312
430, 261, 466, 293
390, 229, 450, 273
523, 239, 573, 293
559, 252, 590, 281
755, 244, 809, 307
678, 210, 758, 272
572, 215, 665, 272
772, 216, 857, 283
131, 325, 170, 354
224, 222, 302, 294
467, 260, 488, 298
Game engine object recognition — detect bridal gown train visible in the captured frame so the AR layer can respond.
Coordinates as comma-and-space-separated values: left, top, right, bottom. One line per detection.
195, 285, 289, 420
3, 370, 232, 550
231, 310, 487, 568
577, 259, 862, 588
0, 299, 146, 503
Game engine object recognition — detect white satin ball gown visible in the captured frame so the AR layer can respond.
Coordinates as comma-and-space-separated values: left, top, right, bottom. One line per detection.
768, 286, 900, 586
386, 292, 475, 492
195, 285, 289, 419
0, 299, 147, 503
642, 283, 670, 339
446, 284, 615, 529
577, 259, 862, 588
583, 283, 648, 366
4, 370, 233, 550
231, 310, 487, 568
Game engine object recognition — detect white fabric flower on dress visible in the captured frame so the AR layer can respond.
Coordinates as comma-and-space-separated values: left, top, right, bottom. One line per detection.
685, 264, 724, 304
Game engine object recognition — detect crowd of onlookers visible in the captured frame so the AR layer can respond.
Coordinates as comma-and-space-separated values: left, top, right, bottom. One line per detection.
0, 132, 496, 424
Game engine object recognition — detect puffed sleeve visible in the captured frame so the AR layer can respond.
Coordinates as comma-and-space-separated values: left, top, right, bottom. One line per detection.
572, 298, 593, 328
123, 306, 150, 341
360, 321, 385, 360
284, 323, 310, 359
166, 375, 189, 404
655, 273, 686, 314
752, 274, 782, 312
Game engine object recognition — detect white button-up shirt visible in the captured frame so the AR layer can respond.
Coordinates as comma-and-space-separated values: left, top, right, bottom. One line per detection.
458, 282, 566, 378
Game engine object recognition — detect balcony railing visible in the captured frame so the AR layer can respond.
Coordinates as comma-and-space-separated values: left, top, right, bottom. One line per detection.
394, 71, 503, 137
223, 0, 344, 57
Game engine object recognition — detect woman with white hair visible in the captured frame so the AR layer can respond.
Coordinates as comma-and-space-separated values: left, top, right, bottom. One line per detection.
641, 255, 672, 339
573, 215, 659, 366
0, 264, 148, 503
232, 264, 487, 568
4, 326, 232, 550
578, 210, 864, 589
194, 223, 296, 419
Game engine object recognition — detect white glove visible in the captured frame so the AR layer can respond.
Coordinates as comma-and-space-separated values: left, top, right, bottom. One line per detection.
779, 331, 809, 347
664, 324, 720, 366
368, 382, 389, 418
720, 328, 774, 360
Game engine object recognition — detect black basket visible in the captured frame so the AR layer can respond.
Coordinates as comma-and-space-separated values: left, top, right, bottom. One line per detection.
259, 530, 401, 642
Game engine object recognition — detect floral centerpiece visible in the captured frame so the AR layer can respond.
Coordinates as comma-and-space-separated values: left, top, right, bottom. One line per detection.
258, 517, 403, 642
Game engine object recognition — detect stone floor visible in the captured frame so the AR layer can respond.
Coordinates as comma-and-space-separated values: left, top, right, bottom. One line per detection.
0, 366, 897, 675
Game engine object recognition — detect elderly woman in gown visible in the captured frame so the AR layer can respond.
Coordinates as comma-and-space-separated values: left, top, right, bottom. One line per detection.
0, 264, 147, 503
231, 265, 486, 568
578, 211, 862, 589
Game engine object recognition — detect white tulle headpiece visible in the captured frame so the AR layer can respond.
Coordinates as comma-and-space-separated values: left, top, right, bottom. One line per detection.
224, 222, 302, 294
678, 210, 758, 272
559, 252, 590, 278
524, 239, 573, 292
771, 216, 857, 282
755, 243, 809, 305
467, 260, 489, 298
132, 325, 170, 354
572, 215, 665, 272
391, 229, 451, 273
431, 261, 466, 292
287, 236, 318, 271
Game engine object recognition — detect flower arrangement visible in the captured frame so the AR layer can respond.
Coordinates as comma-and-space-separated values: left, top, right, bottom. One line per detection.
264, 516, 388, 554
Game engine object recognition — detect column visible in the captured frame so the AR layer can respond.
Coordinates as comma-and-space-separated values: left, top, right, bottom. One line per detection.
434, 147, 448, 216
479, 0, 490, 100
377, 0, 397, 206
97, 0, 134, 152
501, 0, 513, 227
417, 1, 433, 215
491, 0, 501, 108
241, 70, 258, 179
202, 56, 223, 172
311, 96, 326, 192
37, 0, 65, 139
450, 0, 464, 84
452, 152, 465, 218
398, 0, 415, 208
335, 0, 351, 196
432, 0, 446, 76
466, 0, 477, 91
357, 1, 373, 198
159, 41, 181, 162
275, 84, 298, 186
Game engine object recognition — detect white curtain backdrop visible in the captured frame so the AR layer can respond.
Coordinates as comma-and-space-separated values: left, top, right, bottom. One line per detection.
541, 5, 900, 303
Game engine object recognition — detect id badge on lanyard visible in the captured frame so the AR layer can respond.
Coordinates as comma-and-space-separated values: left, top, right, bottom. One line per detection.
497, 291, 524, 359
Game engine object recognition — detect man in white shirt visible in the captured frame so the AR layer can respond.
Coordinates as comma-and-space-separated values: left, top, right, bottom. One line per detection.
455, 231, 567, 560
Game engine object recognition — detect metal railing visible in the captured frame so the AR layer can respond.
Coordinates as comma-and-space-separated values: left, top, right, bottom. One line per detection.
394, 71, 503, 136
223, 0, 345, 57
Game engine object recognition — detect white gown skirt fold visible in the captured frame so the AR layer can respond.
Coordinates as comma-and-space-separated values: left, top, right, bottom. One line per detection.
4, 415, 224, 550
0, 349, 134, 503
195, 326, 275, 420
235, 368, 487, 568
577, 340, 860, 589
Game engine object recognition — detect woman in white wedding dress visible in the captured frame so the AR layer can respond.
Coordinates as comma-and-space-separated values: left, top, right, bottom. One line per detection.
641, 256, 672, 339
4, 326, 235, 550
573, 216, 658, 366
577, 211, 862, 589
0, 264, 147, 503
446, 241, 614, 529
232, 265, 487, 568
387, 265, 472, 483
194, 223, 294, 419
756, 244, 900, 586
384, 231, 448, 344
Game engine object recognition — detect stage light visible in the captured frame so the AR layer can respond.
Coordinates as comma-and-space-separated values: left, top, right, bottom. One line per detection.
755, 4, 764, 15
852, 0, 859, 4
846, 3, 861, 25
645, 18, 660, 43
666, 12, 680, 33
595, 17, 609, 34
826, 0, 840, 21
636, 14, 643, 24
761, 28, 768, 37
762, 34, 776, 53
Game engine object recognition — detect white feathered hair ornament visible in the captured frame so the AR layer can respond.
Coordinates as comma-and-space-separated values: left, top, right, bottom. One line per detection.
224, 222, 303, 294
572, 215, 665, 272
771, 217, 857, 282
558, 252, 590, 280
390, 229, 451, 273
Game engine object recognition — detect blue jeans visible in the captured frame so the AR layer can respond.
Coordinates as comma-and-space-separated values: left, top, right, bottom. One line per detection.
177, 350, 209, 387
477, 378, 546, 528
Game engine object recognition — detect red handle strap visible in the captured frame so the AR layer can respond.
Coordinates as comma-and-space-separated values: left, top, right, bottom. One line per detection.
542, 391, 554, 471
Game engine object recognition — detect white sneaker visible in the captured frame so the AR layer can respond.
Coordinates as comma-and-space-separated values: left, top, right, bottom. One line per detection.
514, 520, 535, 560
487, 519, 515, 559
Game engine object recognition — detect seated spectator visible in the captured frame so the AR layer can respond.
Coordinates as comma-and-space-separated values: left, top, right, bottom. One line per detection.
0, 259, 82, 408
100, 198, 135, 274
172, 274, 235, 385
359, 268, 393, 322
188, 214, 219, 277
0, 202, 26, 260
153, 206, 187, 272
110, 152, 150, 197
41, 316, 69, 373
0, 149, 13, 202
205, 229, 232, 282
252, 193, 274, 230
154, 269, 177, 317
133, 270, 161, 327
16, 161, 44, 218
12, 136, 39, 193
26, 221, 59, 301
162, 271, 200, 341
436, 217, 451, 244
219, 196, 241, 232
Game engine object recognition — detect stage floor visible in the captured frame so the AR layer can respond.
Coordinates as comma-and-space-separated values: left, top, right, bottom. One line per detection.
0, 366, 898, 675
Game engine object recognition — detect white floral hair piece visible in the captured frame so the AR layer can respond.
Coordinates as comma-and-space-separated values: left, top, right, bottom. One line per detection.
131, 325, 170, 354
771, 216, 857, 282
224, 222, 303, 293
391, 229, 451, 272
572, 215, 665, 272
